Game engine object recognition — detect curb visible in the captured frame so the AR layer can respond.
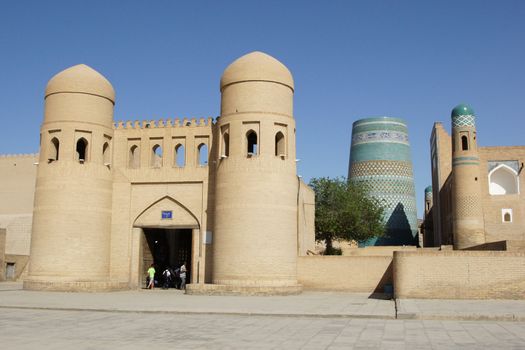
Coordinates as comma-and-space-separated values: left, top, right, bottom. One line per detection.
0, 305, 395, 320
396, 312, 525, 322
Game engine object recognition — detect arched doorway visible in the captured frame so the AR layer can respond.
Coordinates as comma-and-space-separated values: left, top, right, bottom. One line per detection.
133, 196, 200, 289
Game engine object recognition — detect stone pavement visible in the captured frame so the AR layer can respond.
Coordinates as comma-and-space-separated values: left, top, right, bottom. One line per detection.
2, 282, 525, 322
0, 282, 394, 319
2, 308, 525, 349
397, 298, 525, 322
2, 282, 525, 348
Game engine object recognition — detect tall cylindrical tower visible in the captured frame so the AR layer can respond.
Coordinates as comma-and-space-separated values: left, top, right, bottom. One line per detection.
348, 117, 418, 246
212, 52, 300, 293
24, 64, 118, 291
451, 104, 485, 249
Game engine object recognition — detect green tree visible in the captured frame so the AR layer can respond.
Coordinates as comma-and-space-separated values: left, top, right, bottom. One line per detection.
309, 177, 386, 254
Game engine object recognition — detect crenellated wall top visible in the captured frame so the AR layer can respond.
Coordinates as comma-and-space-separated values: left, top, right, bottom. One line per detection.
0, 153, 39, 159
114, 117, 216, 130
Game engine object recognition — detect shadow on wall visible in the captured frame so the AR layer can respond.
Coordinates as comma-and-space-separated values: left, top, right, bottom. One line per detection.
369, 260, 393, 300
374, 203, 416, 246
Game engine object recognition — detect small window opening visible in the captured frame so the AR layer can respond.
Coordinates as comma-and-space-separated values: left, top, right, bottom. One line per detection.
247, 130, 258, 156
502, 209, 513, 223
129, 145, 140, 169
222, 132, 230, 158
103, 142, 110, 166
198, 143, 208, 166
175, 144, 185, 167
426, 202, 430, 211
76, 138, 88, 163
49, 137, 60, 162
151, 145, 162, 167
461, 135, 469, 151
275, 131, 285, 157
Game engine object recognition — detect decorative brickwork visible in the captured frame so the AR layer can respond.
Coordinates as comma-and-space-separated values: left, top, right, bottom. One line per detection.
456, 195, 483, 217
350, 160, 413, 177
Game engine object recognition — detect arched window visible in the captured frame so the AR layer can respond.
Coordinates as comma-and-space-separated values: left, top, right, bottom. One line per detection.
275, 132, 285, 157
49, 137, 60, 162
103, 142, 110, 165
504, 213, 511, 222
198, 143, 208, 166
461, 135, 469, 151
489, 165, 519, 195
174, 144, 185, 167
129, 145, 140, 169
246, 130, 258, 156
222, 132, 230, 157
76, 138, 88, 163
151, 145, 162, 168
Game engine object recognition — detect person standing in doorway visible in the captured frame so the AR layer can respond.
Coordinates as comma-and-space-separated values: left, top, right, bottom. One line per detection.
147, 263, 156, 289
180, 262, 187, 290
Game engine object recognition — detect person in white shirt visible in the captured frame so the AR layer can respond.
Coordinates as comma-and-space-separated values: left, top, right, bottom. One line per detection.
180, 262, 187, 290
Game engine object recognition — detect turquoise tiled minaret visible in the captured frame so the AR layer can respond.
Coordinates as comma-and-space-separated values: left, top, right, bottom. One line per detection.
348, 117, 418, 246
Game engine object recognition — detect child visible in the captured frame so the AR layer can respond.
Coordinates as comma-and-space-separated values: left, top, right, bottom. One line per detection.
147, 263, 156, 289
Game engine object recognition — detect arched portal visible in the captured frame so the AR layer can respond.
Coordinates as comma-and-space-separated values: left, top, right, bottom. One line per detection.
132, 196, 200, 289
489, 164, 519, 195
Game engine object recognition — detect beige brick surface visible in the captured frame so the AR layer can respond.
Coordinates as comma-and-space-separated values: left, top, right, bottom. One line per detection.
298, 256, 392, 293
394, 250, 525, 299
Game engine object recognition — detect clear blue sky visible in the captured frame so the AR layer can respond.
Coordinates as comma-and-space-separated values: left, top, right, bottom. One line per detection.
1, 1, 524, 218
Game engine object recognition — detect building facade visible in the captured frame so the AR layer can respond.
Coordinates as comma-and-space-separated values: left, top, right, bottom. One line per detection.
12, 51, 315, 292
428, 104, 525, 247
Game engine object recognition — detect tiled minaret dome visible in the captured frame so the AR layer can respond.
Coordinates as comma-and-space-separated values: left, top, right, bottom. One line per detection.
451, 103, 476, 128
348, 117, 418, 246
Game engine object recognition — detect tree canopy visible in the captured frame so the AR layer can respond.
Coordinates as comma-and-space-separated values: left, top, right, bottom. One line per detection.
309, 177, 386, 253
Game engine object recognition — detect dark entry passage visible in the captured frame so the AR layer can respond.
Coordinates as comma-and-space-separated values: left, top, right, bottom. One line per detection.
142, 228, 192, 287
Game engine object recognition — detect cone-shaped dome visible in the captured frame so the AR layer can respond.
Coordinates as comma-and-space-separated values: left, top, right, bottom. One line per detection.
220, 51, 294, 92
45, 64, 115, 103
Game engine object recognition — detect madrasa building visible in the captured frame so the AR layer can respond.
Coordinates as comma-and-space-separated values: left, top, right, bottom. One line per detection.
0, 52, 316, 293
424, 104, 525, 249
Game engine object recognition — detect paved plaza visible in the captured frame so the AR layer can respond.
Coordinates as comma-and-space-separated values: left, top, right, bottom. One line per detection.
2, 282, 525, 349
2, 308, 525, 349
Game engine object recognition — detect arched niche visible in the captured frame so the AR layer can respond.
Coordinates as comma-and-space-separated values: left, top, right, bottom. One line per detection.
489, 164, 519, 195
129, 145, 140, 169
198, 143, 208, 166
133, 196, 200, 229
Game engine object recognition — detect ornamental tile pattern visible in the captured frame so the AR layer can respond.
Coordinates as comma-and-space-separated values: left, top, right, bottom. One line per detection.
350, 160, 413, 177
452, 114, 476, 128
349, 117, 418, 246
487, 160, 519, 173
351, 131, 409, 146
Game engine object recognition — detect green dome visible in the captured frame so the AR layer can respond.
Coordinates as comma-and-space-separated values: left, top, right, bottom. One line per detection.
425, 186, 432, 193
451, 104, 476, 128
451, 104, 475, 118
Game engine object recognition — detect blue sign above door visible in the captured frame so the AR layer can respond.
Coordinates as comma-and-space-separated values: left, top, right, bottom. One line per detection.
161, 210, 173, 219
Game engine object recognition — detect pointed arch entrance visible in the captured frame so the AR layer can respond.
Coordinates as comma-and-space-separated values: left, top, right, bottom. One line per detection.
132, 196, 201, 289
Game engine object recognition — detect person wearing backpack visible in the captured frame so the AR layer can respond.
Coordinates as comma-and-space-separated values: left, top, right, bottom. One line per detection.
162, 267, 171, 289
